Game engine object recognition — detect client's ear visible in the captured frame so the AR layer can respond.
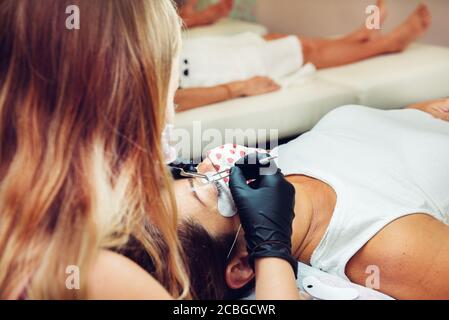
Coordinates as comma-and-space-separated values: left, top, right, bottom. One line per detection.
225, 250, 255, 290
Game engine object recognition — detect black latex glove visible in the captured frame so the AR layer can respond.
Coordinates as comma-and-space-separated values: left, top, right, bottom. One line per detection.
229, 156, 298, 277
234, 152, 273, 180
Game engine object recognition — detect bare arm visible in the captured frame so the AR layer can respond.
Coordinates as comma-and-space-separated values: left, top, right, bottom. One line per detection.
255, 258, 301, 300
406, 98, 449, 122
175, 77, 281, 112
87, 250, 173, 300
175, 84, 240, 112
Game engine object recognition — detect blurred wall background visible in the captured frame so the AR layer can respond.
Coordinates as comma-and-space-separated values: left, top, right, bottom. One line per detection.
256, 0, 449, 46
198, 0, 449, 46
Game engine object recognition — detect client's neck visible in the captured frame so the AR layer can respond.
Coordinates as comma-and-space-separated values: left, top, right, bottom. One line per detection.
286, 175, 336, 264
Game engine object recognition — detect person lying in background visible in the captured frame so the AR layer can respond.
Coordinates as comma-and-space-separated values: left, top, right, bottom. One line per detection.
175, 1, 431, 111
175, 0, 234, 28
154, 98, 449, 299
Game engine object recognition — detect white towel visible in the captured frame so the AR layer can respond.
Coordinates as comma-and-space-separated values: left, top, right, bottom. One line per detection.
180, 32, 313, 88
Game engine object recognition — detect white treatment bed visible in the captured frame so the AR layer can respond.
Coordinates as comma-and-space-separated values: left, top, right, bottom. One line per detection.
176, 19, 449, 159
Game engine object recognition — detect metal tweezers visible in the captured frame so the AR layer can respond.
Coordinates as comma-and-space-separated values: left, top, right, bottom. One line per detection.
174, 155, 278, 184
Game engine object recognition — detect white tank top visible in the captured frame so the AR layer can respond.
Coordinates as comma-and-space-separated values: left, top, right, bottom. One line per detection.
271, 105, 449, 280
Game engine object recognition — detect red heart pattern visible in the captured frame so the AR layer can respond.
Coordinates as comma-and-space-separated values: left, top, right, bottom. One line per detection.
206, 144, 268, 185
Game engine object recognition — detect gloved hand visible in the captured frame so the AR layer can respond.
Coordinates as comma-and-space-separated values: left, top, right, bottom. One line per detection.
229, 155, 298, 277
233, 152, 273, 181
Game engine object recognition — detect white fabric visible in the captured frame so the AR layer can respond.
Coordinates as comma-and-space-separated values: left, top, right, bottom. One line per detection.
243, 262, 394, 300
179, 32, 304, 88
175, 43, 449, 159
271, 105, 449, 279
296, 263, 393, 300
174, 78, 356, 160
182, 18, 268, 39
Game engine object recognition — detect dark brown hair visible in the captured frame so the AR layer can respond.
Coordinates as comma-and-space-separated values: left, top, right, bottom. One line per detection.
123, 218, 255, 300
178, 219, 255, 300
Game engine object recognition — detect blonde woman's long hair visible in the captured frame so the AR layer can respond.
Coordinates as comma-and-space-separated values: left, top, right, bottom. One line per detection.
0, 0, 189, 299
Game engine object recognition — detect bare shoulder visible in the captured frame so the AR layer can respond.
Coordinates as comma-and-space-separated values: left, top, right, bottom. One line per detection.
87, 250, 173, 300
347, 214, 449, 299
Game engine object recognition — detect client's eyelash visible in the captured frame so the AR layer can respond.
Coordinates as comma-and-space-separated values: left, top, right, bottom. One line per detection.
188, 178, 200, 200
215, 180, 222, 196
189, 178, 207, 207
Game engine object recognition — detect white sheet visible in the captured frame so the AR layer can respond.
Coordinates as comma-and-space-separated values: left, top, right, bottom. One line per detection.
243, 262, 394, 300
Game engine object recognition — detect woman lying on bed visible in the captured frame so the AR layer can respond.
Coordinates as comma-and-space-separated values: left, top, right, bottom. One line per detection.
175, 1, 431, 111
165, 98, 449, 300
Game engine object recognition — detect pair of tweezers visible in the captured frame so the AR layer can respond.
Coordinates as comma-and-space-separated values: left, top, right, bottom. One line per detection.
176, 155, 278, 183
205, 154, 278, 183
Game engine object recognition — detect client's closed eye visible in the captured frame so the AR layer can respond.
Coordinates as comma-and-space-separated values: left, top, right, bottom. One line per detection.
189, 177, 218, 209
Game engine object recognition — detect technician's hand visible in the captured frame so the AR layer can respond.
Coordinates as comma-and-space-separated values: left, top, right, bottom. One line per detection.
229, 160, 297, 276
234, 152, 273, 180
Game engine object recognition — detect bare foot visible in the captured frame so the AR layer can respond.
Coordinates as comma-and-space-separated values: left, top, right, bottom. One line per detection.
386, 4, 431, 53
